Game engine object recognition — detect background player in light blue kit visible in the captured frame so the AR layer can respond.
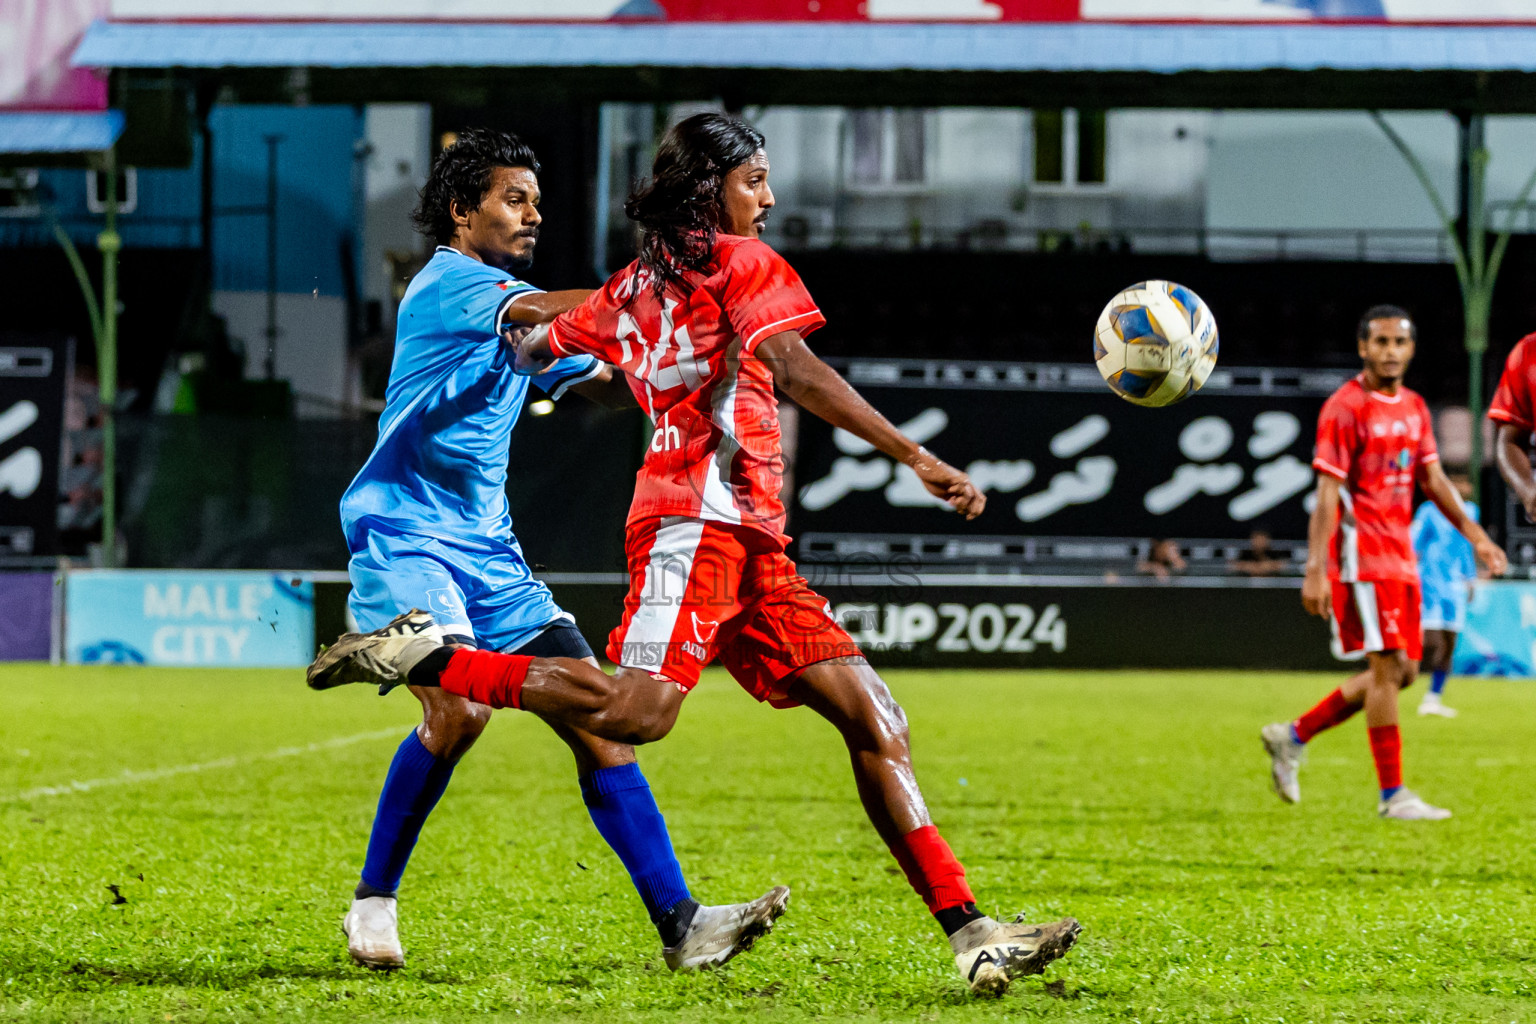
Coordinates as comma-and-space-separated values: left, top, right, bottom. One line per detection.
1412, 470, 1479, 718
329, 129, 786, 972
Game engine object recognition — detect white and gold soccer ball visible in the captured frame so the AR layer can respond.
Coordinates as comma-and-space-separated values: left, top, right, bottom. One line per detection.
1093, 281, 1219, 407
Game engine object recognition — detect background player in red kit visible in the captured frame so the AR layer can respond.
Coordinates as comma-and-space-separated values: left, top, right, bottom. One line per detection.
1490, 330, 1536, 525
1262, 307, 1505, 820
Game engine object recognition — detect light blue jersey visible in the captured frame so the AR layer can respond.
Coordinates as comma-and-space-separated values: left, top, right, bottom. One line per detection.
1413, 500, 1477, 631
340, 245, 600, 649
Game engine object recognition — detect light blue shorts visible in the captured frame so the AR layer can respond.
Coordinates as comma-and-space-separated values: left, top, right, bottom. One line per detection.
1420, 584, 1468, 633
347, 526, 570, 653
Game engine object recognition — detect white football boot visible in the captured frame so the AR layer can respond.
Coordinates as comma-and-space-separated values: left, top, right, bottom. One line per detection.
951, 915, 1081, 995
662, 886, 790, 971
1260, 722, 1305, 804
1417, 694, 1459, 718
1379, 789, 1452, 821
308, 609, 444, 695
344, 895, 405, 970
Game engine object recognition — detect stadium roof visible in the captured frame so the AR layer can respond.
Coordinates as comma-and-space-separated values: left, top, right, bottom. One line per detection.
72, 20, 1536, 109
0, 110, 125, 155
74, 21, 1536, 73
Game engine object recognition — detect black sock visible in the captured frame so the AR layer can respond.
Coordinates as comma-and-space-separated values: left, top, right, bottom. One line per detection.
655, 897, 700, 947
934, 902, 987, 937
354, 880, 398, 901
406, 646, 455, 688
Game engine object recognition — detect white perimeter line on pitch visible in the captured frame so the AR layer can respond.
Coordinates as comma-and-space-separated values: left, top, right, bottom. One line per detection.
0, 728, 404, 804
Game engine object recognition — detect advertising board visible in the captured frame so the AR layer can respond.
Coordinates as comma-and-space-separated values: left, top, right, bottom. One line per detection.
0, 572, 55, 661
0, 341, 69, 558
792, 364, 1329, 547
66, 570, 315, 667
3, 0, 108, 110
539, 574, 1339, 671
1453, 581, 1536, 678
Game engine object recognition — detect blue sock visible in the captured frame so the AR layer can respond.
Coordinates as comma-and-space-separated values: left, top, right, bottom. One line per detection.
357, 730, 457, 898
1429, 670, 1448, 696
580, 763, 693, 931
1381, 786, 1402, 801
1289, 723, 1304, 745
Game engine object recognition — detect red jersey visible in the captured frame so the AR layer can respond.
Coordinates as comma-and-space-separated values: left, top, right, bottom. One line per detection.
1312, 376, 1439, 583
548, 236, 825, 540
1488, 332, 1536, 434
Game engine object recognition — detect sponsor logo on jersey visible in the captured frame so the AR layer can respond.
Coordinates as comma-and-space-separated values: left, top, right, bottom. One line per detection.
691, 613, 720, 643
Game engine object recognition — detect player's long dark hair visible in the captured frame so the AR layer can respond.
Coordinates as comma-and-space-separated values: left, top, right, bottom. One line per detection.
412, 128, 541, 245
625, 113, 765, 298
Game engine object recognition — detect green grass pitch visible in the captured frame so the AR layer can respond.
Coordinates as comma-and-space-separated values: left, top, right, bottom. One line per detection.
1, 665, 1533, 1023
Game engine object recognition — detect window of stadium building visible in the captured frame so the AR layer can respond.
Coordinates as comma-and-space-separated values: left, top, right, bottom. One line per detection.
847, 108, 928, 188
1033, 108, 1107, 187
0, 168, 40, 216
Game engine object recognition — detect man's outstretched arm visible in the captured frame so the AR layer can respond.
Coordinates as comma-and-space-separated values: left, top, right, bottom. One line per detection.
755, 330, 984, 520
1497, 422, 1536, 520
501, 289, 595, 327
567, 363, 637, 410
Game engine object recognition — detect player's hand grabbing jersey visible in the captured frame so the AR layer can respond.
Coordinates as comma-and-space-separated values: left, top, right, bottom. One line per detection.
548, 236, 824, 541
1312, 375, 1439, 583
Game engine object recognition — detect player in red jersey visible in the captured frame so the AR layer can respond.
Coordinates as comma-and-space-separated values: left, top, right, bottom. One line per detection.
310, 113, 1078, 995
1490, 331, 1536, 523
1261, 306, 1505, 820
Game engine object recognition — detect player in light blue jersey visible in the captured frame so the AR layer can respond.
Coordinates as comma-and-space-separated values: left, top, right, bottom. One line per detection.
1412, 471, 1479, 718
327, 129, 786, 972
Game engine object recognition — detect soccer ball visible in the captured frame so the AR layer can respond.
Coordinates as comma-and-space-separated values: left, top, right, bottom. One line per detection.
1093, 281, 1219, 407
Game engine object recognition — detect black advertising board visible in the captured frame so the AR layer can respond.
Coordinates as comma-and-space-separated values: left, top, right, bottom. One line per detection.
533, 575, 1339, 672
0, 338, 68, 558
791, 361, 1340, 549
813, 578, 1337, 671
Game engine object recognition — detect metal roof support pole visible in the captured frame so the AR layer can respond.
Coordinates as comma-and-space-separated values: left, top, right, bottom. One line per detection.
97, 145, 121, 568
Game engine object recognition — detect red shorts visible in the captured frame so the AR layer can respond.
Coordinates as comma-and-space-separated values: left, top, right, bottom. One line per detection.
607, 516, 862, 706
1330, 579, 1422, 660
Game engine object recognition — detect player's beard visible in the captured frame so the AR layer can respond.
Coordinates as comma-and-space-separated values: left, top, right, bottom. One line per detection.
508, 229, 538, 273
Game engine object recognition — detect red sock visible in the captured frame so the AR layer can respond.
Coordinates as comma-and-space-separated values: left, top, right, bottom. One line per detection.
1368, 725, 1402, 791
891, 825, 976, 915
438, 649, 533, 710
1293, 688, 1359, 743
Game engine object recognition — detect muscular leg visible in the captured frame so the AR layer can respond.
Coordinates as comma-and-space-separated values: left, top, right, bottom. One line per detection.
1363, 650, 1411, 797
1422, 629, 1455, 705
356, 684, 491, 901
785, 657, 982, 935
541, 668, 700, 948
1291, 668, 1370, 743
411, 648, 686, 746
1420, 630, 1449, 676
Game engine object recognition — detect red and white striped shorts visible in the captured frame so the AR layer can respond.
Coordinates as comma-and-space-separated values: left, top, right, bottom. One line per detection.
1330, 579, 1422, 661
607, 515, 862, 706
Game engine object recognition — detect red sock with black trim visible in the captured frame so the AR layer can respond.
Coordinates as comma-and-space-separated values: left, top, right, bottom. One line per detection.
892, 825, 984, 935
436, 648, 534, 709
1293, 688, 1359, 743
1368, 724, 1403, 795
